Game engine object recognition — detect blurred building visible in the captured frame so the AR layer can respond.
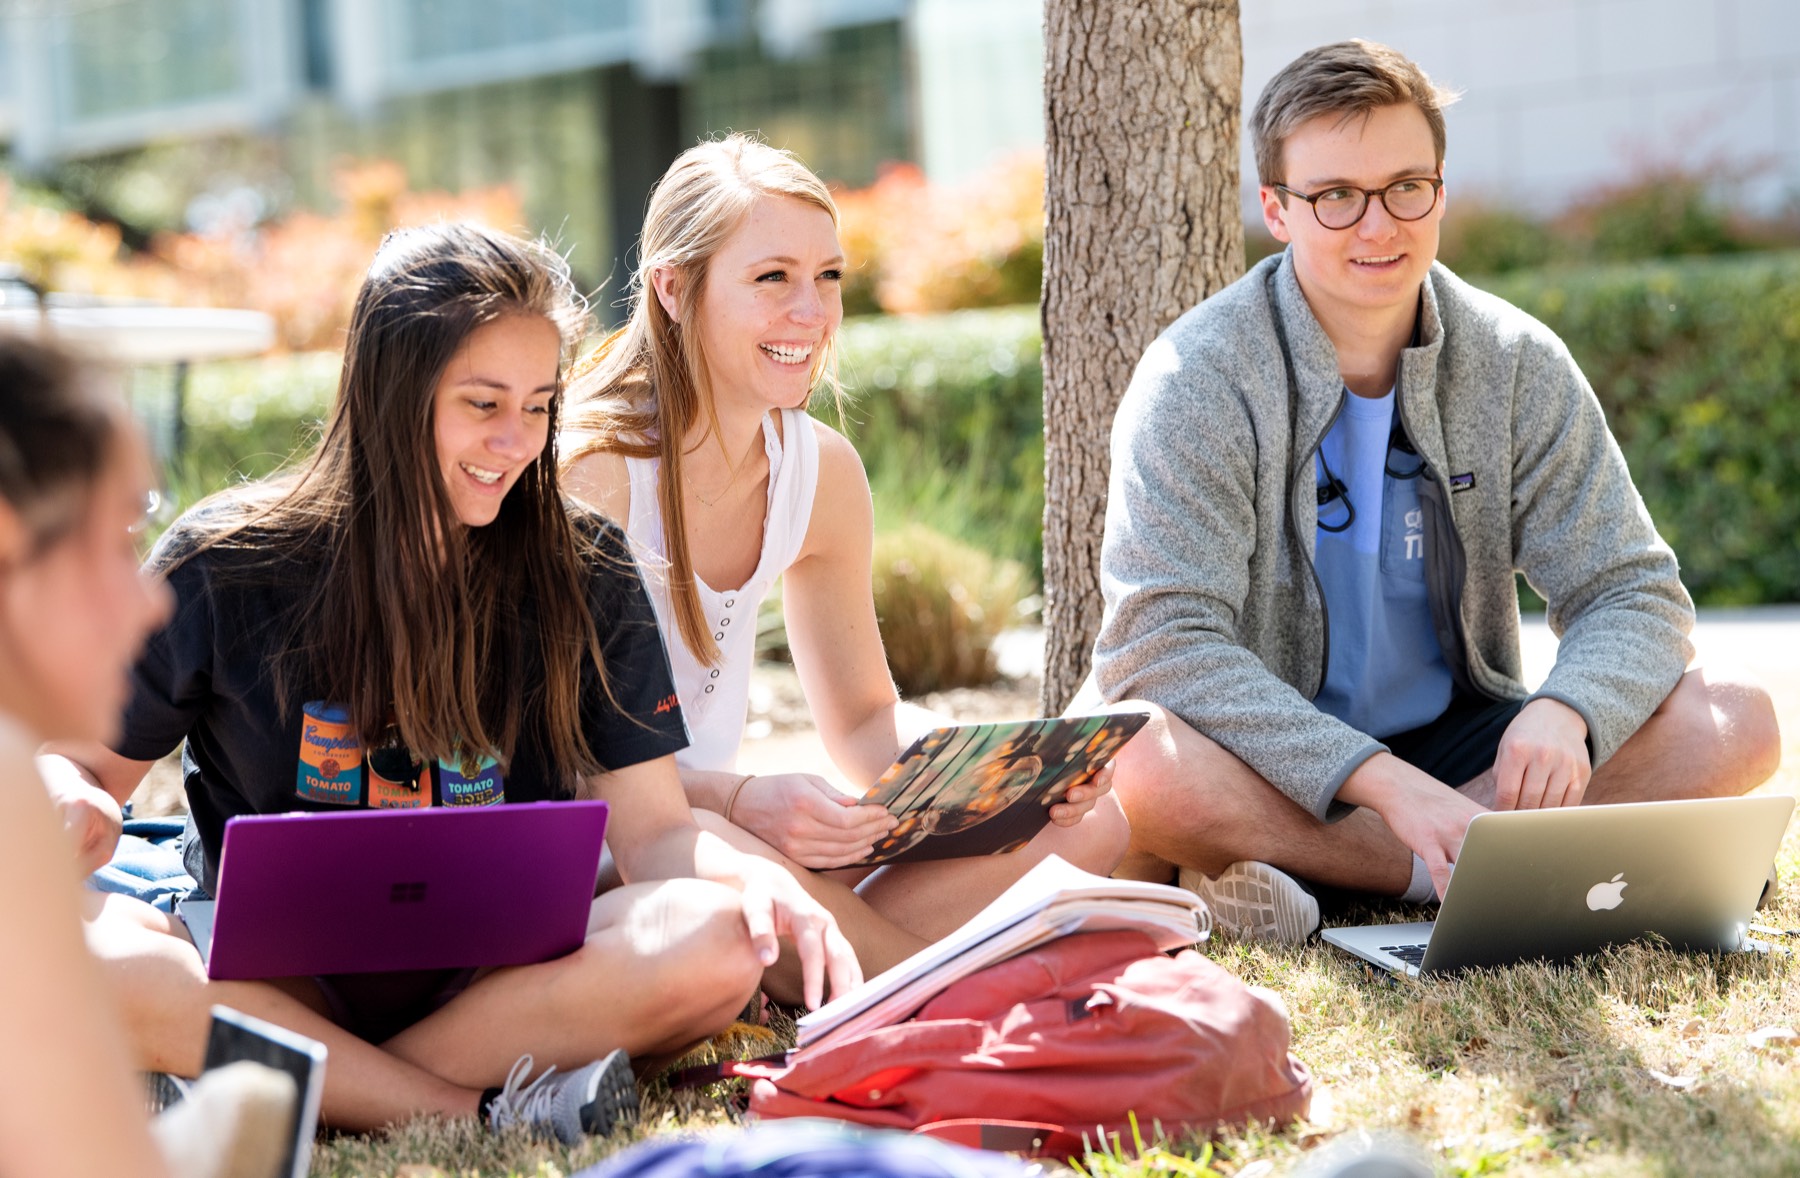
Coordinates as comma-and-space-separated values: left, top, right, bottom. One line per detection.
0, 0, 1044, 304
5, 0, 1794, 297
1241, 0, 1800, 218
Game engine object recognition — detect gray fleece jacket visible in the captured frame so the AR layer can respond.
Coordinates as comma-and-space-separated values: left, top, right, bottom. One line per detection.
1094, 251, 1694, 820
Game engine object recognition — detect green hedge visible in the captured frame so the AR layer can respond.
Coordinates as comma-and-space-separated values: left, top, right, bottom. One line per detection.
169, 351, 339, 485
1478, 252, 1800, 606
166, 252, 1800, 607
836, 254, 1800, 607
837, 307, 1046, 581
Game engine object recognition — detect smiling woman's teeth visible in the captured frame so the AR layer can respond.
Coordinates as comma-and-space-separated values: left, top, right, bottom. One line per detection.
461, 463, 503, 486
1353, 255, 1401, 265
760, 343, 813, 364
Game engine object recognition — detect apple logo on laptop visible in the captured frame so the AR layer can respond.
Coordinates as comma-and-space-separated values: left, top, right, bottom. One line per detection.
1587, 872, 1628, 911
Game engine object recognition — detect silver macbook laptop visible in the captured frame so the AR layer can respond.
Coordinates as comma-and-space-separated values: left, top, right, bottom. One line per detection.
1323, 795, 1794, 977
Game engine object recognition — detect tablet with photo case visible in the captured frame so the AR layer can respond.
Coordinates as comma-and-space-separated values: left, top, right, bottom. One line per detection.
852, 712, 1150, 867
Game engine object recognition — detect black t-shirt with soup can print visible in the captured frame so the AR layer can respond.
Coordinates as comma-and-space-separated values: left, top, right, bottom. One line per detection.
115, 507, 690, 896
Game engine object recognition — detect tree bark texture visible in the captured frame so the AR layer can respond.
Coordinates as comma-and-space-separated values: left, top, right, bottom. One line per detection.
1040, 0, 1244, 711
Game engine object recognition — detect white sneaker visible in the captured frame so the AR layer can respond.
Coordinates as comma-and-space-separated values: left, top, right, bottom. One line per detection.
150, 1061, 297, 1178
1180, 860, 1320, 945
485, 1050, 638, 1144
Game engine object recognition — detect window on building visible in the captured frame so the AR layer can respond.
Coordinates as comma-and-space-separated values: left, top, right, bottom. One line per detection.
60, 0, 244, 121
392, 0, 630, 68
686, 20, 910, 187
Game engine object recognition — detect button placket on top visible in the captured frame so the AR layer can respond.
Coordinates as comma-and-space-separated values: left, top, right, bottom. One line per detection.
706, 597, 739, 694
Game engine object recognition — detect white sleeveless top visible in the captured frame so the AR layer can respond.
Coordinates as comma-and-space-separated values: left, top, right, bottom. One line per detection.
624, 408, 820, 771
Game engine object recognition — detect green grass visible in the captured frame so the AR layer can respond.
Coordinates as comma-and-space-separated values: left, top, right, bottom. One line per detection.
305, 685, 1800, 1177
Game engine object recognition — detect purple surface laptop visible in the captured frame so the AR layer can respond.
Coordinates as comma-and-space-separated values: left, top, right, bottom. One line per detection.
184, 800, 607, 980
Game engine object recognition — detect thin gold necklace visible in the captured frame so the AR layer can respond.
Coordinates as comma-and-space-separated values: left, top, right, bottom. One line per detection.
688, 441, 756, 508
690, 468, 737, 508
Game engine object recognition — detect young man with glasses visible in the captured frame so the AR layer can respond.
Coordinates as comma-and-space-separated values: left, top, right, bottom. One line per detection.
1087, 40, 1780, 941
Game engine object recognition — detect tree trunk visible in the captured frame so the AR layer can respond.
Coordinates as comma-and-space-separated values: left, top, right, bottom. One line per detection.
1040, 0, 1244, 712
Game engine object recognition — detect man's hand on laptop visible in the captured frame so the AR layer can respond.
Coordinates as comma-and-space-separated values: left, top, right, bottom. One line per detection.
1492, 698, 1592, 811
1341, 752, 1488, 900
734, 856, 864, 1010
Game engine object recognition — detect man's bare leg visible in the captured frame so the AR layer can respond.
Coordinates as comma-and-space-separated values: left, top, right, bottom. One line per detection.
1460, 667, 1780, 808
1106, 702, 1415, 894
1111, 667, 1781, 895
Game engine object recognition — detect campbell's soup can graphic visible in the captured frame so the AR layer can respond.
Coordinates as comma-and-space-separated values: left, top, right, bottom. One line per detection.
368, 752, 431, 810
438, 751, 504, 807
297, 701, 364, 805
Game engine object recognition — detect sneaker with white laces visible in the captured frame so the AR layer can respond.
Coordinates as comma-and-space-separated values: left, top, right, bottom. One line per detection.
486, 1050, 638, 1144
1180, 860, 1321, 945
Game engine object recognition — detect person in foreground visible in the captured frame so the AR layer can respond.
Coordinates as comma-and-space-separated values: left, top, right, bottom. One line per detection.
0, 334, 296, 1178
42, 223, 859, 1143
1089, 40, 1782, 942
562, 135, 1129, 980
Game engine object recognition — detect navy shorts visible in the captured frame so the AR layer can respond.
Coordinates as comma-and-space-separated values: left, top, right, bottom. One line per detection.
1381, 692, 1527, 787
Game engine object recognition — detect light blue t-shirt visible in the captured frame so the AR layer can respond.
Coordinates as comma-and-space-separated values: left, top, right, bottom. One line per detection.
1311, 389, 1454, 738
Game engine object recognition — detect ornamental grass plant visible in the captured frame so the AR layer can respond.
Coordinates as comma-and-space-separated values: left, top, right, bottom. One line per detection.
869, 523, 1030, 696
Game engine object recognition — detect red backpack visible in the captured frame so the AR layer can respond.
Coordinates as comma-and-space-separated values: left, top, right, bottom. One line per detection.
713, 930, 1312, 1157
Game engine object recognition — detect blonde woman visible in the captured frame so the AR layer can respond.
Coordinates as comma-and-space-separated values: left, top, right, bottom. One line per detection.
562, 135, 1129, 979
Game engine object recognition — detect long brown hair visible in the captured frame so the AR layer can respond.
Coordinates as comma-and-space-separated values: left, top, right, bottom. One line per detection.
561, 133, 841, 665
173, 223, 606, 783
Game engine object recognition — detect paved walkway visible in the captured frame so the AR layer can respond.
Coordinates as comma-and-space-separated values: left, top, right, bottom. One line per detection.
741, 606, 1800, 785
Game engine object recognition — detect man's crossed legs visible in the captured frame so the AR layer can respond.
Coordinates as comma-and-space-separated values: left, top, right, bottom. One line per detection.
1102, 667, 1782, 941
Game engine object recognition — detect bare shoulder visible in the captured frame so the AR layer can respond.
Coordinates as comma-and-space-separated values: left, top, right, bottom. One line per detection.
797, 416, 872, 563
808, 416, 871, 496
560, 443, 633, 524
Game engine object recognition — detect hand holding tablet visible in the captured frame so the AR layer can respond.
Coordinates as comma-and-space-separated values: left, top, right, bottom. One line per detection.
851, 712, 1150, 867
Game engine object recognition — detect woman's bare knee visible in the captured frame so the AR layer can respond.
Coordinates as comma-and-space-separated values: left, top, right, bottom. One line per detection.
84, 908, 212, 1073
593, 880, 760, 1051
1030, 791, 1130, 875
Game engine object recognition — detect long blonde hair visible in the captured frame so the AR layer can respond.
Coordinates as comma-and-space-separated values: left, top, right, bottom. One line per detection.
562, 133, 841, 665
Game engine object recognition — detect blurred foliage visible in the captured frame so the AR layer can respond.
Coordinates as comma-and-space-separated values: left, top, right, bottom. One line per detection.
0, 176, 165, 298
839, 306, 1045, 579
871, 523, 1030, 696
1481, 251, 1800, 606
149, 160, 525, 351
1569, 170, 1752, 263
1438, 203, 1558, 276
833, 152, 1044, 315
174, 351, 341, 486
167, 250, 1800, 614
1440, 170, 1797, 277
5, 162, 523, 350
